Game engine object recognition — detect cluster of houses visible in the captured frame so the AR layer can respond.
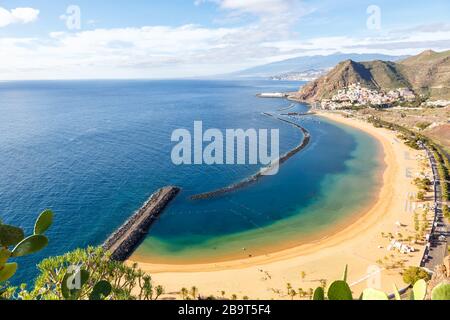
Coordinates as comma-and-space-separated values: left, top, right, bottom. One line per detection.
319, 83, 416, 110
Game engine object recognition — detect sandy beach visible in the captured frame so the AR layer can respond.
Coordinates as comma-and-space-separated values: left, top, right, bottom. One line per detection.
129, 111, 433, 300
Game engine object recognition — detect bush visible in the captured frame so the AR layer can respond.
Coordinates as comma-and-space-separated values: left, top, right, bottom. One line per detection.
402, 267, 431, 285
417, 191, 426, 201
416, 122, 431, 130
5, 247, 164, 300
444, 205, 449, 220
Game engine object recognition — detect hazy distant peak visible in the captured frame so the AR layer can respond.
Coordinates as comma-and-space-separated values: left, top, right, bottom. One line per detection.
228, 53, 408, 79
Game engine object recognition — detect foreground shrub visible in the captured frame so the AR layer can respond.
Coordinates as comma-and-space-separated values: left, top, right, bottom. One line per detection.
312, 266, 449, 300
7, 247, 164, 300
402, 267, 431, 285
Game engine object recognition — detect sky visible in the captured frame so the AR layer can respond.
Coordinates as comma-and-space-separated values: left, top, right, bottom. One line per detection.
0, 0, 449, 80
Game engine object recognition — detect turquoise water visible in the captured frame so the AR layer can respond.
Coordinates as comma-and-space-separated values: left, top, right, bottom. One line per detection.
136, 115, 383, 263
0, 80, 382, 284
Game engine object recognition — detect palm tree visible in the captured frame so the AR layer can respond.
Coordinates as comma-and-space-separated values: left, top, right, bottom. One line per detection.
286, 283, 296, 300
417, 191, 426, 201
154, 285, 165, 300
190, 286, 199, 300
300, 271, 307, 280
180, 288, 189, 300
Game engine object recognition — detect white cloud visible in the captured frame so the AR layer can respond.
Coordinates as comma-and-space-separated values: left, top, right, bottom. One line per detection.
197, 0, 313, 28
196, 0, 304, 15
0, 1, 449, 80
0, 25, 247, 79
0, 1, 314, 79
218, 0, 292, 15
1, 21, 450, 80
264, 28, 450, 58
0, 7, 39, 28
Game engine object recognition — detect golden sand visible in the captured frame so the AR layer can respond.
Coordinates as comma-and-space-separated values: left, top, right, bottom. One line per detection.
129, 112, 432, 299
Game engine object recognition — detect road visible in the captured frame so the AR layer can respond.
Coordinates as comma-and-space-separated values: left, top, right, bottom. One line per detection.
422, 147, 449, 270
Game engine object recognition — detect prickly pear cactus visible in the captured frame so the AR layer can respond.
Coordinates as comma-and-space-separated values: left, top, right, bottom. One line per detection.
89, 280, 113, 300
0, 210, 53, 283
313, 287, 325, 300
327, 281, 353, 300
362, 288, 389, 300
412, 279, 427, 300
431, 283, 450, 300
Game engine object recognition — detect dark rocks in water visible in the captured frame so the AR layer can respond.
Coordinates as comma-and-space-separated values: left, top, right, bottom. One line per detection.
190, 114, 311, 201
103, 186, 180, 261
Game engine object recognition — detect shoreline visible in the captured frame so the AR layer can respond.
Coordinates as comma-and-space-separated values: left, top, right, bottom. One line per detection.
129, 111, 430, 299
130, 111, 384, 266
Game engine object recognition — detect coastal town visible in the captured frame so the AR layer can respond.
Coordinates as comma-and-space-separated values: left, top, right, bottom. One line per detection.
318, 83, 417, 110
271, 69, 328, 82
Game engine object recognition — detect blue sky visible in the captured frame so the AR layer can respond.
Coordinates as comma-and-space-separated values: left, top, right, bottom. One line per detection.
0, 0, 449, 79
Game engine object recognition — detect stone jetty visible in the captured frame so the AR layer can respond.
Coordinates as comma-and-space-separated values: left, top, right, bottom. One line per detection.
280, 111, 316, 116
190, 114, 310, 200
103, 186, 180, 261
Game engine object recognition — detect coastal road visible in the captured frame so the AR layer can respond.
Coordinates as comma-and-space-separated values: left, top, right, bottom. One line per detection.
423, 148, 449, 271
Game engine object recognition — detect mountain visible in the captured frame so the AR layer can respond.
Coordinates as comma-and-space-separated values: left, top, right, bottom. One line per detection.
230, 53, 407, 79
294, 50, 450, 102
397, 50, 450, 100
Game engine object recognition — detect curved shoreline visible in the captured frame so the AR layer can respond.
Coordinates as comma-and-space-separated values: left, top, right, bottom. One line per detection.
190, 113, 311, 200
134, 112, 387, 268
130, 111, 428, 298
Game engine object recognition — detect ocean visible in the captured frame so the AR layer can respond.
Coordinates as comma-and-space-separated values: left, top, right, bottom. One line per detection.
0, 80, 382, 284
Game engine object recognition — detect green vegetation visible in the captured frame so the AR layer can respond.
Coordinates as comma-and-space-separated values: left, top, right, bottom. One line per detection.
368, 117, 450, 220
414, 177, 432, 192
417, 191, 426, 201
368, 117, 425, 150
376, 254, 406, 270
1, 210, 53, 296
180, 286, 200, 300
284, 283, 314, 300
402, 267, 431, 285
3, 247, 164, 300
2, 201, 449, 301
312, 266, 449, 301
392, 96, 430, 109
431, 144, 450, 219
340, 104, 368, 111
412, 207, 431, 241
416, 121, 432, 131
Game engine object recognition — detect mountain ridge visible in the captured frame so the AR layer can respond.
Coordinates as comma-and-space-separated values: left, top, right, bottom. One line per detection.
293, 50, 450, 101
228, 53, 407, 79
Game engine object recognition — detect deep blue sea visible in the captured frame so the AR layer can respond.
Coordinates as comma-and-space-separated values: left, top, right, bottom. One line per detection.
0, 80, 382, 285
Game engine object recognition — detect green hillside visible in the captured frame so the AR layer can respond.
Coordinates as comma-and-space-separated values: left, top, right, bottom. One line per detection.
295, 50, 450, 102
